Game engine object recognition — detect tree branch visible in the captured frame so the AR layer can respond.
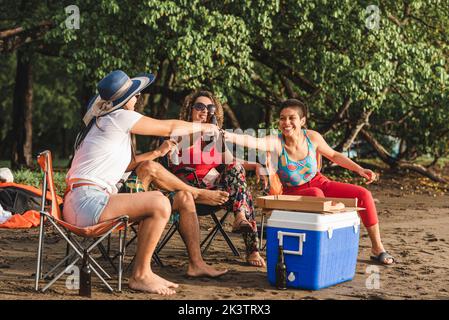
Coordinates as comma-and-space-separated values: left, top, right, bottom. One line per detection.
322, 97, 352, 136
222, 103, 241, 129
0, 21, 54, 53
360, 128, 448, 183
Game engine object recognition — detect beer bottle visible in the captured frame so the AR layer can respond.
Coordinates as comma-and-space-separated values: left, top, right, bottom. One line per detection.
79, 249, 92, 298
170, 144, 180, 166
275, 245, 287, 290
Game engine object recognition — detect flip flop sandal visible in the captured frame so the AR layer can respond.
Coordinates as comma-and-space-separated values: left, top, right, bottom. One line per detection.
232, 219, 254, 233
370, 252, 395, 265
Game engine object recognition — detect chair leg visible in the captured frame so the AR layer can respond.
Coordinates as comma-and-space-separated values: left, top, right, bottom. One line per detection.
35, 214, 45, 291
152, 253, 164, 267
259, 212, 265, 251
201, 212, 240, 257
200, 214, 221, 253
118, 228, 124, 292
156, 222, 178, 254
107, 233, 111, 256
98, 242, 118, 273
71, 237, 112, 280
65, 239, 70, 267
215, 213, 240, 256
43, 251, 76, 280
200, 224, 218, 255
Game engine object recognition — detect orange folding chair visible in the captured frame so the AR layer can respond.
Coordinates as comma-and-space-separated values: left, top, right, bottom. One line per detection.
35, 150, 129, 293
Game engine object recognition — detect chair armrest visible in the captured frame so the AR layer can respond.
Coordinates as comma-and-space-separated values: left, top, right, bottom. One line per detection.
174, 167, 196, 174
174, 167, 200, 186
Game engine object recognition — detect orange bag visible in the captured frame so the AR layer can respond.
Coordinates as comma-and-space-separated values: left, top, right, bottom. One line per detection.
0, 182, 62, 229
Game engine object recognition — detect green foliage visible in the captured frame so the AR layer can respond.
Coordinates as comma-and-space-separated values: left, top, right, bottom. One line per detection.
13, 168, 67, 196
0, 0, 447, 165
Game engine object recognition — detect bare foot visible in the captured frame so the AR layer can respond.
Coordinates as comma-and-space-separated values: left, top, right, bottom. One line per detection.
193, 188, 229, 206
246, 251, 266, 268
152, 273, 179, 288
186, 262, 228, 278
129, 273, 177, 295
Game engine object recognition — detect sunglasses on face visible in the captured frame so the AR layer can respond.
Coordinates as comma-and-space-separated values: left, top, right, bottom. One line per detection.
192, 103, 216, 113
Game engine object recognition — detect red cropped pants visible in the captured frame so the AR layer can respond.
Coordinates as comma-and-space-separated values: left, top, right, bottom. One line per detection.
283, 172, 378, 227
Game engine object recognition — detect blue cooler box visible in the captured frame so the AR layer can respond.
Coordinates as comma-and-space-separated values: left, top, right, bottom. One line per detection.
266, 210, 360, 290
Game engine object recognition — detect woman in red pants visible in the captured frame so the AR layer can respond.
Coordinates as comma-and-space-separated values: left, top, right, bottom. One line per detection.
225, 98, 395, 265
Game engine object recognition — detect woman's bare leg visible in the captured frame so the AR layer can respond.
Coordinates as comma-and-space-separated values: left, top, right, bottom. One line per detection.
99, 191, 177, 295
366, 223, 394, 264
135, 160, 229, 205
172, 191, 228, 277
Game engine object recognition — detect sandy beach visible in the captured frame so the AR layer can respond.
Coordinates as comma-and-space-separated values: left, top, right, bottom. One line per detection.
0, 173, 448, 300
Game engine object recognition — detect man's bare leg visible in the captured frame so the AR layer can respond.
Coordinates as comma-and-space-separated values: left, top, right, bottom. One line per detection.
173, 191, 228, 277
135, 160, 229, 205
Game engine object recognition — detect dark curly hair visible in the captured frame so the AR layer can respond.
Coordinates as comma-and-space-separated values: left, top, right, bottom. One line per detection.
179, 90, 225, 128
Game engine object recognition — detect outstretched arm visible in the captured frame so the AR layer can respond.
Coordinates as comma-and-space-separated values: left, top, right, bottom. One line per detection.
224, 131, 281, 153
131, 115, 217, 138
310, 130, 377, 184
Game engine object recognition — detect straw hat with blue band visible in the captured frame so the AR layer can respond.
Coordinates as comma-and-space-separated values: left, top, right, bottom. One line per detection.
83, 70, 155, 125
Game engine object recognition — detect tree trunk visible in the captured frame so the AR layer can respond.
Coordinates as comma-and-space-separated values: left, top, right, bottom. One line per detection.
11, 48, 33, 169
147, 60, 174, 151
360, 128, 448, 183
222, 103, 241, 128
156, 71, 174, 119
78, 80, 93, 120
264, 104, 275, 129
280, 75, 298, 99
336, 108, 373, 152
322, 97, 352, 136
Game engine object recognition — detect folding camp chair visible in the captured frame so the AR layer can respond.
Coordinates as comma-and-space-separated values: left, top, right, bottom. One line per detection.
35, 150, 129, 293
156, 166, 240, 257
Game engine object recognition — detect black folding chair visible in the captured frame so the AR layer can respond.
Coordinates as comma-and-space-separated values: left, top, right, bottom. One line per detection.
157, 151, 240, 257
106, 223, 164, 273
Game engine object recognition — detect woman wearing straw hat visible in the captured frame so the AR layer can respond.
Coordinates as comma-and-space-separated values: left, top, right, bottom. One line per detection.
64, 70, 229, 296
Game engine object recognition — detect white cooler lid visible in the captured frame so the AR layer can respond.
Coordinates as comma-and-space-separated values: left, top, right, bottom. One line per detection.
267, 210, 360, 232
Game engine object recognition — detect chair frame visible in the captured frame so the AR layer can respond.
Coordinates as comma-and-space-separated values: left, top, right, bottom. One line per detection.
156, 203, 240, 257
